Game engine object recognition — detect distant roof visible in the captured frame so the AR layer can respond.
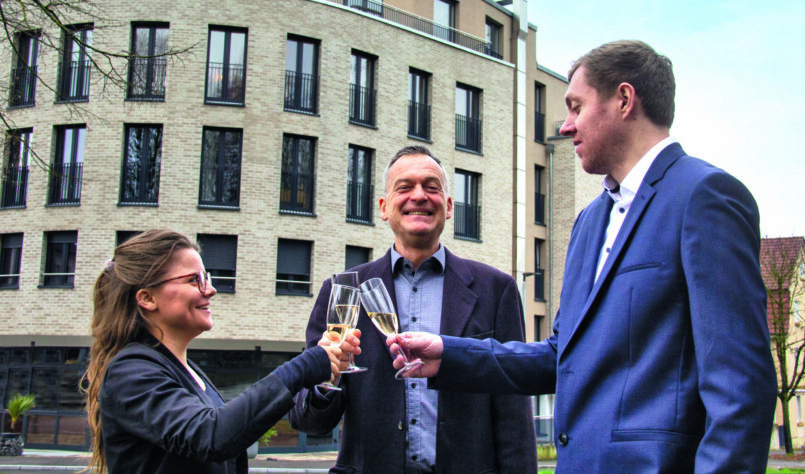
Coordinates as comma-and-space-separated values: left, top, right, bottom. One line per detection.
761, 236, 805, 289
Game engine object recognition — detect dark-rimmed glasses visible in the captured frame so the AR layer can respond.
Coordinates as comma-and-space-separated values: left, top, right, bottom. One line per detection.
152, 271, 212, 293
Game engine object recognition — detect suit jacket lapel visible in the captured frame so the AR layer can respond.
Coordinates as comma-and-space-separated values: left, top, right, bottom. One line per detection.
439, 250, 478, 337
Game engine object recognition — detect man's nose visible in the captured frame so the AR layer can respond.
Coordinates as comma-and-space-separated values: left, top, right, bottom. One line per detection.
559, 120, 574, 137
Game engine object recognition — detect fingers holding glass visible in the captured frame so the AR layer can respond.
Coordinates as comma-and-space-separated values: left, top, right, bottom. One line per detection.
317, 284, 360, 391
332, 272, 367, 373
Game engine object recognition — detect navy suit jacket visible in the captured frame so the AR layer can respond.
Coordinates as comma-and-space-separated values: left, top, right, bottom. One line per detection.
432, 144, 777, 473
290, 248, 537, 473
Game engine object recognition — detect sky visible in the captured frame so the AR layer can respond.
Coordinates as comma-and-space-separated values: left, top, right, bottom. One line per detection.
526, 0, 805, 238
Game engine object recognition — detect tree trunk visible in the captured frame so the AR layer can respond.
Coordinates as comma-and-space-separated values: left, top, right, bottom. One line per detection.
781, 396, 795, 454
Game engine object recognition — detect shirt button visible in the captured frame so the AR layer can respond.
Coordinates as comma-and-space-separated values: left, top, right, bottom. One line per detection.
411, 383, 417, 388
411, 419, 417, 425
558, 433, 569, 446
412, 317, 417, 322
412, 287, 418, 292
412, 455, 418, 461
619, 207, 625, 214
606, 247, 611, 253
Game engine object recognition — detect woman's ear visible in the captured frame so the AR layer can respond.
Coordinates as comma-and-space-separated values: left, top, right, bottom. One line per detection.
136, 288, 158, 312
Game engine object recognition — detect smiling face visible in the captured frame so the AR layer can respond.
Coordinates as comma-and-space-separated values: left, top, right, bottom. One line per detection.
138, 248, 216, 344
559, 67, 627, 177
379, 153, 453, 255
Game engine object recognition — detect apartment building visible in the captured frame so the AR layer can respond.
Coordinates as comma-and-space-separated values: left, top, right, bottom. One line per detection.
0, 0, 590, 451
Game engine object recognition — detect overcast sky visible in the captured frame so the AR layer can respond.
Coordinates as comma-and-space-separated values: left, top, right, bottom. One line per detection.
526, 0, 804, 237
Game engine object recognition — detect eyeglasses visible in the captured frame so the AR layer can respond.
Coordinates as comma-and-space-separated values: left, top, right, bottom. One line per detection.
152, 271, 212, 294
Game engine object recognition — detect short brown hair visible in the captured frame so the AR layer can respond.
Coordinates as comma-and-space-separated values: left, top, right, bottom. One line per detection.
568, 40, 675, 128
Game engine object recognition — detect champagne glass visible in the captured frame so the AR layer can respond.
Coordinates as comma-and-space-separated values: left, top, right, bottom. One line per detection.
317, 283, 360, 391
332, 272, 367, 373
358, 278, 424, 379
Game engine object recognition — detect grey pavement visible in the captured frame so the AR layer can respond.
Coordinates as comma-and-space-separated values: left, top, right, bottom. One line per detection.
0, 449, 803, 472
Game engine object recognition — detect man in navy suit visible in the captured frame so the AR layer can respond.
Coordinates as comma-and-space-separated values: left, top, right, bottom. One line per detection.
290, 146, 537, 473
389, 40, 777, 473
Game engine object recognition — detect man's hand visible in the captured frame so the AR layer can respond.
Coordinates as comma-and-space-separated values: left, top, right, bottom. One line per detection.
387, 332, 443, 378
320, 329, 362, 381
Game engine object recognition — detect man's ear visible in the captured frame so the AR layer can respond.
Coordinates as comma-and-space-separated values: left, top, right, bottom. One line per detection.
136, 288, 158, 312
379, 196, 389, 222
445, 196, 453, 220
617, 82, 637, 119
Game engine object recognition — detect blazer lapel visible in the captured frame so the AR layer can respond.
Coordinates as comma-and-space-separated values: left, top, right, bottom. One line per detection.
438, 250, 478, 337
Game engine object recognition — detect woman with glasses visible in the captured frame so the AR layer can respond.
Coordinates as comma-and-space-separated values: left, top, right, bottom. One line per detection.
83, 229, 359, 474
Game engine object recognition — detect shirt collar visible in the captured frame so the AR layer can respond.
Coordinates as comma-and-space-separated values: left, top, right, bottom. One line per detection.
391, 244, 446, 275
602, 136, 678, 201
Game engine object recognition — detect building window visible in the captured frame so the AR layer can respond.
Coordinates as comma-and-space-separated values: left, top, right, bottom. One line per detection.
120, 125, 162, 205
1, 128, 31, 209
534, 315, 544, 342
534, 166, 545, 225
484, 18, 502, 59
535, 83, 545, 142
276, 239, 312, 296
454, 170, 480, 240
198, 234, 237, 293
48, 125, 85, 206
455, 84, 482, 153
534, 238, 545, 301
127, 23, 168, 101
408, 68, 431, 141
199, 127, 242, 208
284, 35, 319, 114
0, 233, 23, 289
349, 51, 376, 127
205, 26, 247, 105
346, 145, 373, 224
9, 30, 39, 108
57, 24, 92, 102
280, 134, 315, 215
115, 230, 142, 246
433, 0, 456, 42
42, 231, 77, 288
346, 245, 371, 270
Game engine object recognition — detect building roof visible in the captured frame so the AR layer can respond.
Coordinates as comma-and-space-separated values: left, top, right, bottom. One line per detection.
761, 237, 805, 290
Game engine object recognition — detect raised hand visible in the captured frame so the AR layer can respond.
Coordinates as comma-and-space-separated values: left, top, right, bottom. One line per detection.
386, 332, 443, 378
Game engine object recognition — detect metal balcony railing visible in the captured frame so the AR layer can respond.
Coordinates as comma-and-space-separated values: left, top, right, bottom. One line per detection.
206, 62, 245, 103
284, 70, 318, 114
408, 100, 431, 141
349, 83, 376, 126
48, 162, 83, 205
454, 201, 481, 240
1, 166, 28, 208
128, 57, 167, 100
455, 114, 482, 153
346, 180, 373, 223
9, 66, 37, 107
57, 60, 91, 102
332, 0, 499, 59
280, 170, 315, 214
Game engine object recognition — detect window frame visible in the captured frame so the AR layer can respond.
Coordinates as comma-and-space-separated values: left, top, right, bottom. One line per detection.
198, 127, 243, 209
119, 124, 163, 206
484, 18, 502, 59
57, 24, 93, 103
197, 234, 238, 293
0, 233, 23, 289
349, 50, 376, 127
455, 83, 482, 153
346, 144, 373, 224
275, 238, 312, 296
204, 25, 248, 105
9, 30, 40, 108
284, 35, 320, 114
127, 22, 169, 101
41, 231, 77, 289
453, 169, 481, 241
48, 125, 85, 206
279, 134, 316, 216
2, 128, 32, 209
408, 68, 431, 141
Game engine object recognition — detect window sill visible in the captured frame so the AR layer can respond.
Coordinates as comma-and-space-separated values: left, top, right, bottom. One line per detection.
0, 286, 20, 290
0, 205, 26, 210
348, 120, 378, 130
38, 285, 75, 289
45, 202, 80, 207
6, 103, 36, 110
283, 108, 319, 117
279, 209, 316, 218
455, 146, 484, 157
407, 134, 432, 144
125, 97, 166, 102
454, 235, 482, 243
118, 202, 159, 207
205, 99, 246, 107
54, 98, 89, 104
198, 204, 240, 211
275, 291, 313, 297
345, 218, 374, 226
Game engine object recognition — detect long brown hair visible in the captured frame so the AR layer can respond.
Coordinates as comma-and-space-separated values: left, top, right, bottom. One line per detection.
81, 229, 198, 473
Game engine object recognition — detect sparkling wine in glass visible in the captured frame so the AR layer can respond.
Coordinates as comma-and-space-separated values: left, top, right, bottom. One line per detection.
358, 278, 423, 379
317, 284, 360, 391
332, 272, 367, 373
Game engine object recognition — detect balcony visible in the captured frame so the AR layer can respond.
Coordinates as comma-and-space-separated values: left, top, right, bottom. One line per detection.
454, 201, 481, 240
206, 62, 245, 104
284, 70, 318, 114
349, 83, 376, 127
1, 165, 28, 208
9, 66, 37, 107
48, 162, 83, 206
346, 180, 373, 224
408, 100, 431, 141
455, 114, 482, 154
57, 60, 91, 102
332, 0, 499, 59
128, 57, 167, 100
